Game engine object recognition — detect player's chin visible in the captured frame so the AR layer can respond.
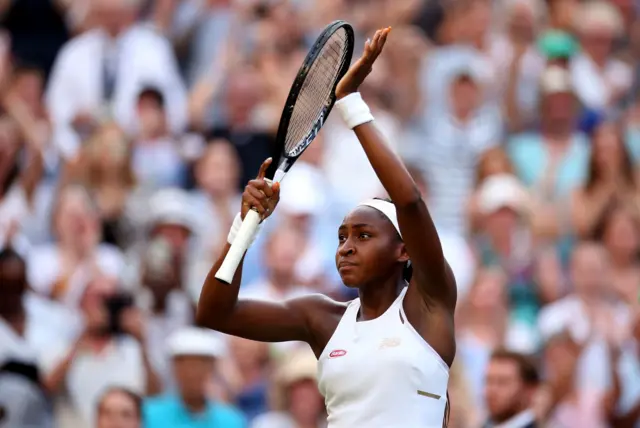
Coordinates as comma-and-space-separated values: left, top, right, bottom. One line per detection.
338, 271, 360, 288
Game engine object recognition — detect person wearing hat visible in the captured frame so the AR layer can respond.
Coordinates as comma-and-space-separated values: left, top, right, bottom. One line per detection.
251, 347, 326, 428
143, 327, 245, 428
507, 65, 590, 204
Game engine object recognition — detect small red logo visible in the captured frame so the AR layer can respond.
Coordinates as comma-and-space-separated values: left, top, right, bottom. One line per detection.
329, 349, 347, 358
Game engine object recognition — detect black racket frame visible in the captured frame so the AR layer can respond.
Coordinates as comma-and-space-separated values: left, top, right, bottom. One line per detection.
265, 20, 355, 180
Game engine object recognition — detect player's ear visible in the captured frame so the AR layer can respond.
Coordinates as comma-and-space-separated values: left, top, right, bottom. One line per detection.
398, 243, 410, 264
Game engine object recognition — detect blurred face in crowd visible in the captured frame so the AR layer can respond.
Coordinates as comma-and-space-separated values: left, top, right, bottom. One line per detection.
80, 276, 117, 334
450, 76, 481, 121
54, 187, 101, 251
580, 25, 615, 64
469, 269, 507, 312
97, 389, 141, 428
173, 355, 215, 402
196, 140, 240, 199
229, 337, 269, 374
225, 68, 264, 128
151, 223, 191, 256
548, 0, 580, 30
288, 378, 324, 425
136, 92, 167, 139
93, 0, 139, 36
12, 68, 44, 114
570, 243, 608, 297
507, 0, 537, 43
89, 124, 130, 176
484, 206, 520, 241
592, 122, 625, 178
484, 357, 532, 422
476, 148, 513, 186
541, 91, 576, 131
602, 208, 640, 262
265, 226, 304, 286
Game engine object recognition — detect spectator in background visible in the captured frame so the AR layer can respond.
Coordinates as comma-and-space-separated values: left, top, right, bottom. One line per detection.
136, 235, 193, 389
241, 225, 312, 301
41, 276, 160, 426
0, 115, 43, 252
419, 62, 501, 236
252, 347, 325, 428
0, 247, 53, 428
226, 337, 271, 421
571, 120, 639, 238
594, 205, 640, 306
571, 1, 632, 112
189, 139, 242, 293
96, 387, 142, 428
143, 327, 245, 428
132, 87, 187, 191
457, 268, 510, 411
537, 243, 631, 404
483, 350, 540, 428
69, 123, 137, 249
473, 174, 539, 350
27, 185, 125, 307
46, 0, 187, 161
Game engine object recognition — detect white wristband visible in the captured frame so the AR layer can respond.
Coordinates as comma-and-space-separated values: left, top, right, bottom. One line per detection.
335, 92, 374, 130
227, 213, 262, 246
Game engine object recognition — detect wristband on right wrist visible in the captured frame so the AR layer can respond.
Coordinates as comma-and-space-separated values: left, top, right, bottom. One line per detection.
334, 92, 374, 130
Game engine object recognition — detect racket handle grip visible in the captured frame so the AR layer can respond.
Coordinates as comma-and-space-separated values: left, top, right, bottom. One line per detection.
215, 209, 261, 284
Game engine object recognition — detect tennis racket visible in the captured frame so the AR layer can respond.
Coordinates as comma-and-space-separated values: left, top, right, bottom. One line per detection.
215, 20, 355, 284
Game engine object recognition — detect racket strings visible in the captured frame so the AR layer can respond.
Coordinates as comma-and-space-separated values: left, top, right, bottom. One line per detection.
284, 28, 350, 155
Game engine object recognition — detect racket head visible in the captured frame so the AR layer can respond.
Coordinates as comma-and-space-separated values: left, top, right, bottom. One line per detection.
266, 20, 355, 180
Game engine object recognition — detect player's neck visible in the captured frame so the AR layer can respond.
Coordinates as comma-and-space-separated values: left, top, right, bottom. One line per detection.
357, 277, 403, 321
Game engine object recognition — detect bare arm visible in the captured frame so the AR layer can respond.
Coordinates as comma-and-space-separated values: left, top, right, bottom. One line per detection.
195, 159, 321, 346
335, 28, 455, 309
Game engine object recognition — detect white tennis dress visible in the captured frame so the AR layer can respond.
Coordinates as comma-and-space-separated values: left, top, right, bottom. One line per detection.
317, 287, 450, 428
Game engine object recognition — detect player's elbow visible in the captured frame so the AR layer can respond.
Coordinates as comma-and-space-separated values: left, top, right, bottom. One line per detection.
394, 187, 424, 209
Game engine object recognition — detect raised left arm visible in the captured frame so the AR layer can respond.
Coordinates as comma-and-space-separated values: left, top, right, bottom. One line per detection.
335, 28, 456, 309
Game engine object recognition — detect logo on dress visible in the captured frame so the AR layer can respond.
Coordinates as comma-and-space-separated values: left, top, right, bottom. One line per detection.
379, 338, 401, 349
329, 349, 347, 358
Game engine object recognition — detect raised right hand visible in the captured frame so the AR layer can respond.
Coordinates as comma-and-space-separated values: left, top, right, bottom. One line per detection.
241, 157, 280, 220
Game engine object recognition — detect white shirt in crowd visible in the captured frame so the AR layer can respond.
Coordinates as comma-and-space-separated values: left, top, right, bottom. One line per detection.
27, 243, 125, 307
46, 24, 187, 160
537, 295, 631, 392
40, 336, 146, 425
570, 53, 633, 111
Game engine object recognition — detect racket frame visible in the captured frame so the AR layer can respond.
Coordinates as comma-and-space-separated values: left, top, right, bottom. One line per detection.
215, 20, 354, 285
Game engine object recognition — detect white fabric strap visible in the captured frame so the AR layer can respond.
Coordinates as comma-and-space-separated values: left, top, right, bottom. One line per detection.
334, 92, 374, 129
358, 199, 401, 238
227, 213, 262, 246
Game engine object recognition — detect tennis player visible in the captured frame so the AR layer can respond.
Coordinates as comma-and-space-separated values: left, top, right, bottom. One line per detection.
197, 27, 456, 428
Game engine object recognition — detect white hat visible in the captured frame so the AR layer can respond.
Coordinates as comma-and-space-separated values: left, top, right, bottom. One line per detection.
478, 174, 530, 215
147, 188, 195, 231
166, 327, 226, 358
276, 347, 317, 385
540, 65, 573, 95
278, 162, 325, 216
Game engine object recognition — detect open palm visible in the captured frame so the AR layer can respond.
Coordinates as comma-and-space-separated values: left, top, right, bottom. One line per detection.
335, 27, 391, 100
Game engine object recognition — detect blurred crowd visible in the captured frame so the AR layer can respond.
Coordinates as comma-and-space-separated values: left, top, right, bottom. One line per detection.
0, 0, 639, 427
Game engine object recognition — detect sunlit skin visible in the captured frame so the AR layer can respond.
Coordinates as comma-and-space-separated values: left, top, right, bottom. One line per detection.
336, 207, 408, 288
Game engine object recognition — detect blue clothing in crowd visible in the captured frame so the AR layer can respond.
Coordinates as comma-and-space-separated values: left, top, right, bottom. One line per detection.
143, 394, 246, 428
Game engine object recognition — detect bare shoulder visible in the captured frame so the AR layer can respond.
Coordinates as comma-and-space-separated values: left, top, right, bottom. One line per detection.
288, 293, 349, 357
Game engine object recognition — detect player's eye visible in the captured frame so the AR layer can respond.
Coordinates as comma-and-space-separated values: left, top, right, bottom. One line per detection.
359, 233, 371, 240
338, 234, 346, 242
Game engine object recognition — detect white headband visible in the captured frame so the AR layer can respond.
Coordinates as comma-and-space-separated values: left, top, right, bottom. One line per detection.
358, 199, 402, 238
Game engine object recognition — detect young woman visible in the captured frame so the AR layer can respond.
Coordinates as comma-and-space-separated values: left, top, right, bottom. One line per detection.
197, 27, 457, 427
